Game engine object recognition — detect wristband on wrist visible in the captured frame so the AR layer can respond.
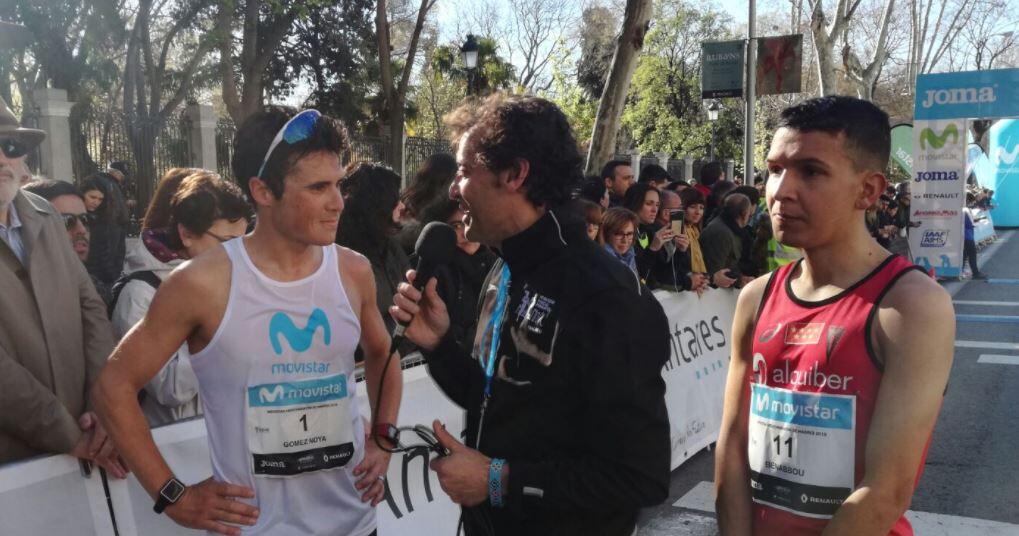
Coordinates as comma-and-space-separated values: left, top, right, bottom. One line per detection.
488, 458, 506, 508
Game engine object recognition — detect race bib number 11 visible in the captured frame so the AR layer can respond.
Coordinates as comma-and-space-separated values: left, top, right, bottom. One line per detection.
246, 374, 355, 477
748, 383, 856, 518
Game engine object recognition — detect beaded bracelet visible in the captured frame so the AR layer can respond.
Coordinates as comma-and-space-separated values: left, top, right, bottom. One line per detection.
488, 458, 506, 508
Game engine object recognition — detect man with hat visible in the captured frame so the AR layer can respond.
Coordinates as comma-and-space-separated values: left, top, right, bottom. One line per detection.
0, 96, 126, 476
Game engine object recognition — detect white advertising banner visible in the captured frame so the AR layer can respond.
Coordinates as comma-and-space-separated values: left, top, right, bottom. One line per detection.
655, 288, 739, 469
910, 118, 967, 277
0, 290, 740, 533
0, 454, 115, 535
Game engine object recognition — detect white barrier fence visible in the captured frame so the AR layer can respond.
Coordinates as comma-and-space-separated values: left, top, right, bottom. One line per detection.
972, 208, 997, 245
0, 288, 739, 535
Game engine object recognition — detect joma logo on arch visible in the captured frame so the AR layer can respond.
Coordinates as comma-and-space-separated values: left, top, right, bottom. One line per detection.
921, 86, 996, 108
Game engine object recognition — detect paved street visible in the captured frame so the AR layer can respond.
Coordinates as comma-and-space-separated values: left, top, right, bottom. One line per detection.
638, 231, 1019, 535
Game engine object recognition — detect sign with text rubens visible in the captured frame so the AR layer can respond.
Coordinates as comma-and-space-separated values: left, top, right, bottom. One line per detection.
910, 118, 965, 277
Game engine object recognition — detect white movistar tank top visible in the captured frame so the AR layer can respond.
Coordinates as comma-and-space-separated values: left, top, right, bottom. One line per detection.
190, 238, 374, 535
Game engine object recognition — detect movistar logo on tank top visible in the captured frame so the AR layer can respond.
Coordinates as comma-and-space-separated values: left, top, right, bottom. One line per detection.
269, 308, 332, 355
249, 374, 348, 407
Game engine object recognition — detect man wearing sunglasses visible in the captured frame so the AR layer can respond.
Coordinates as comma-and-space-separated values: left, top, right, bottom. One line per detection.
22, 179, 93, 262
93, 107, 400, 536
0, 97, 123, 476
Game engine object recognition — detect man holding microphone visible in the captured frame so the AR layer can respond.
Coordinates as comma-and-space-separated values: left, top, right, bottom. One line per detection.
391, 94, 671, 535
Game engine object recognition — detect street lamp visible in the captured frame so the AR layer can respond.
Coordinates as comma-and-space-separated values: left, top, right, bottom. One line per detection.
461, 34, 480, 95
707, 100, 720, 161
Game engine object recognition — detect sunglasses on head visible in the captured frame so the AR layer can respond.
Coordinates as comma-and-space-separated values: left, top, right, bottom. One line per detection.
62, 213, 93, 230
0, 138, 30, 159
256, 110, 322, 178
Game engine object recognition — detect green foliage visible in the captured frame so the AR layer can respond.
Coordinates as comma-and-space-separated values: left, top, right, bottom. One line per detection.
544, 43, 597, 147
431, 36, 516, 95
621, 0, 743, 160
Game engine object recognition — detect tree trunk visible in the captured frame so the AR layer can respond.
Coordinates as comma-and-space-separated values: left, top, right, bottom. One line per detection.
584, 0, 651, 175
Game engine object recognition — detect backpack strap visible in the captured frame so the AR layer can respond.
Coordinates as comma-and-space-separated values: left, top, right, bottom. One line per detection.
109, 270, 162, 318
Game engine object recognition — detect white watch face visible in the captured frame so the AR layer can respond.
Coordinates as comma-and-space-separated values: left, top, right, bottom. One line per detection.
161, 479, 185, 502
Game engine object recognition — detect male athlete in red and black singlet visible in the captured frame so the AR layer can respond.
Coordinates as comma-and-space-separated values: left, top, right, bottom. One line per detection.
715, 97, 955, 536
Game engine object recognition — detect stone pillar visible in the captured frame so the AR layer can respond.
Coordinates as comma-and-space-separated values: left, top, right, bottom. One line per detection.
186, 103, 218, 171
655, 151, 670, 170
683, 156, 694, 182
31, 88, 74, 181
726, 159, 736, 183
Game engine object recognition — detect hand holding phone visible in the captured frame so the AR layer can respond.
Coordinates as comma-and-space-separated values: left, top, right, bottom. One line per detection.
670, 209, 685, 236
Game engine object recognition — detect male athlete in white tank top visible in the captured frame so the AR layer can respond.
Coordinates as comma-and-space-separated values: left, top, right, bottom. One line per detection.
93, 108, 402, 535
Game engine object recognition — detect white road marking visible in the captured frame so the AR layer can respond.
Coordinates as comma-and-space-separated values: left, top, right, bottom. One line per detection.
953, 300, 1019, 307
669, 481, 1019, 533
956, 341, 1019, 351
978, 354, 1019, 365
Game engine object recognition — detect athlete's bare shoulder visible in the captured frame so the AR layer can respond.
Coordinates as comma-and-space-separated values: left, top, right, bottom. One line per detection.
166, 244, 232, 299
872, 268, 954, 369
334, 245, 376, 313
735, 272, 776, 324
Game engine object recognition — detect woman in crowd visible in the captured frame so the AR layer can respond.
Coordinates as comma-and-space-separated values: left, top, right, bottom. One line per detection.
420, 199, 496, 347
111, 169, 251, 426
679, 187, 732, 290
623, 182, 672, 282
600, 207, 640, 275
336, 163, 411, 356
82, 173, 131, 286
397, 153, 457, 253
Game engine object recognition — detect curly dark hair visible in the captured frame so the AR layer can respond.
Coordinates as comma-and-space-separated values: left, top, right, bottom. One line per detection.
335, 162, 403, 263
403, 152, 456, 219
166, 172, 252, 250
444, 93, 583, 209
231, 106, 349, 203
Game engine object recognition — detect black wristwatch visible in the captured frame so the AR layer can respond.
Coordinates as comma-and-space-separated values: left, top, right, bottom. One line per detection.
153, 477, 186, 514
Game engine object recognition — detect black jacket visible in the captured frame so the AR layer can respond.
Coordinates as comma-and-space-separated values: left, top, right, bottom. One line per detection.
85, 175, 129, 285
423, 209, 671, 536
433, 245, 496, 348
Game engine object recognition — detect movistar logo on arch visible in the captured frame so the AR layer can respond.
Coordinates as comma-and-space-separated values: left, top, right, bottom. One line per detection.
269, 308, 331, 355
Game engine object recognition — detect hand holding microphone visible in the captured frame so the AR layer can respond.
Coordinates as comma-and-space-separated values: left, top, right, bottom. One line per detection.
389, 221, 457, 352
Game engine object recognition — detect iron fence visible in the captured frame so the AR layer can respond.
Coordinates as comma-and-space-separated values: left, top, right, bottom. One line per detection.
71, 109, 192, 218
404, 136, 453, 179
216, 119, 236, 180
346, 135, 391, 168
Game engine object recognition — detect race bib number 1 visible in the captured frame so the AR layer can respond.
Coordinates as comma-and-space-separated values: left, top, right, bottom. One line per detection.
246, 373, 355, 477
748, 383, 856, 518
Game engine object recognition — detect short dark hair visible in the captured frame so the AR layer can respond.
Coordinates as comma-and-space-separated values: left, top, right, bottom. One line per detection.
678, 186, 706, 208
576, 199, 605, 226
777, 96, 890, 171
622, 182, 659, 215
23, 179, 83, 202
445, 94, 583, 208
639, 164, 670, 184
108, 161, 130, 175
601, 160, 631, 181
578, 177, 607, 204
167, 172, 252, 250
699, 161, 724, 186
231, 106, 349, 202
665, 180, 689, 191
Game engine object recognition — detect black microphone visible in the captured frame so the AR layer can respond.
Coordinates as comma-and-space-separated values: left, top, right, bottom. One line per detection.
392, 221, 457, 342
374, 222, 456, 454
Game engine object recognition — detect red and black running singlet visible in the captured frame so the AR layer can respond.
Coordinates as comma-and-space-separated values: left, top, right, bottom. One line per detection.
747, 255, 927, 536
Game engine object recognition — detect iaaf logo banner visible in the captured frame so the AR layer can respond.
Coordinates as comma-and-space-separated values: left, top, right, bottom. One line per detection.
921, 86, 997, 108
919, 123, 959, 149
920, 229, 949, 248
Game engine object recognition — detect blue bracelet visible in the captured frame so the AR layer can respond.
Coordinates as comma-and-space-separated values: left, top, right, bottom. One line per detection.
489, 458, 505, 508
